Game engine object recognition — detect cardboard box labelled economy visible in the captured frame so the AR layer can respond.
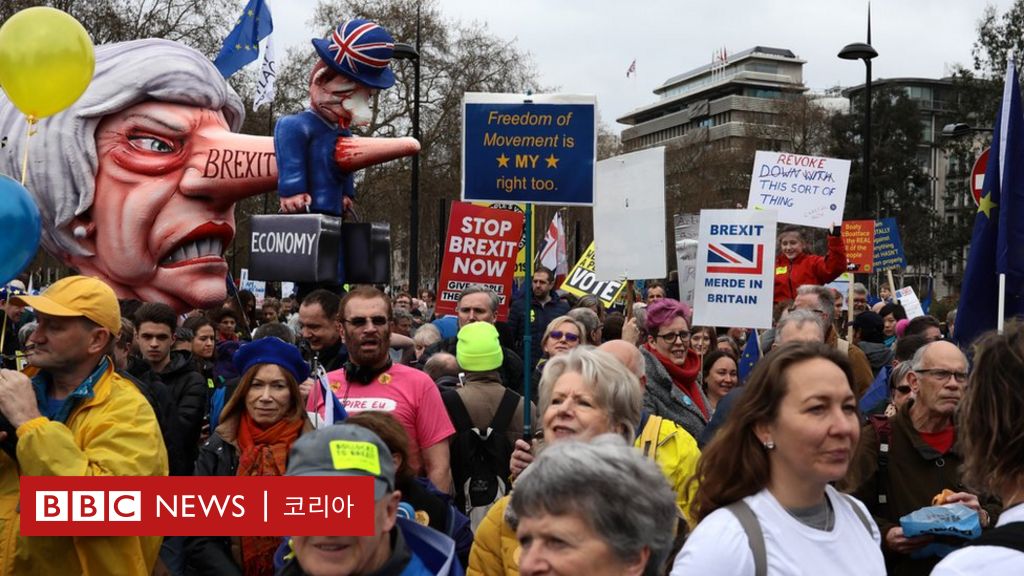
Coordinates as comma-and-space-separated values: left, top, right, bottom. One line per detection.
747, 151, 851, 229
873, 217, 907, 271
842, 220, 876, 273
561, 242, 625, 308
461, 93, 596, 205
435, 202, 524, 321
692, 210, 777, 329
473, 202, 531, 278
593, 147, 667, 281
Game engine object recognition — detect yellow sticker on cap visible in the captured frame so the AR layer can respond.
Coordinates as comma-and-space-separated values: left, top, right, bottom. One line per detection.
329, 440, 381, 475
775, 266, 788, 275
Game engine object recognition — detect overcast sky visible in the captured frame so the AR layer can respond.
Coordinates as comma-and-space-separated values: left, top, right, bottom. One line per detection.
271, 0, 1013, 131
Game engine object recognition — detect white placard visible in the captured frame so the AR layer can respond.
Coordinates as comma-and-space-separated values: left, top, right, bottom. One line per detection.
895, 286, 925, 319
674, 213, 700, 308
747, 151, 851, 229
593, 147, 667, 281
693, 210, 777, 329
238, 268, 267, 305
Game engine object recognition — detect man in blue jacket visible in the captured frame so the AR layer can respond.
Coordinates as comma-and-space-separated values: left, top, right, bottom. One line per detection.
281, 424, 463, 576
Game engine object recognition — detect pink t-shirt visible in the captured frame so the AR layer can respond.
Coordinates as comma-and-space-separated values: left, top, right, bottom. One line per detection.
323, 363, 454, 473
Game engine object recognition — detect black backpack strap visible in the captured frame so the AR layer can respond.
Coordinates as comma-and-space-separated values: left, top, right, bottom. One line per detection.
489, 389, 521, 435
726, 501, 766, 576
868, 415, 892, 514
966, 522, 1024, 553
441, 390, 473, 432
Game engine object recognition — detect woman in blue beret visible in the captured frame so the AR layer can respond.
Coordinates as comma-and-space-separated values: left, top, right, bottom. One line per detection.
184, 337, 314, 575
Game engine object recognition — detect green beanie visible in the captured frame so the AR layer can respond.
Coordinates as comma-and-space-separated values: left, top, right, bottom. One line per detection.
456, 322, 504, 372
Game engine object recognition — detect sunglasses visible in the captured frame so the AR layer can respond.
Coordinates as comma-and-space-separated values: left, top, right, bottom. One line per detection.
894, 385, 912, 395
345, 315, 388, 327
549, 330, 580, 343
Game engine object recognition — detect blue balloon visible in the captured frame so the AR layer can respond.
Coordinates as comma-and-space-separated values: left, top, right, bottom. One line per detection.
0, 175, 41, 285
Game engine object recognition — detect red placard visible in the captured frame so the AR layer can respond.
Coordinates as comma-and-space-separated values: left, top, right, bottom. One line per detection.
842, 220, 876, 273
20, 476, 375, 536
435, 202, 525, 321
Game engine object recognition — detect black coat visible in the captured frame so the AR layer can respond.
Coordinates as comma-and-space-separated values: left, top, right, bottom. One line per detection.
129, 350, 208, 471
184, 432, 241, 576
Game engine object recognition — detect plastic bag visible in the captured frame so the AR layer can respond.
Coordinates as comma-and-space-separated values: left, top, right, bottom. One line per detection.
900, 503, 981, 540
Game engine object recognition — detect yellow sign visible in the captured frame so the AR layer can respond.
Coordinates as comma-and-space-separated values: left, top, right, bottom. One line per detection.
329, 440, 381, 475
560, 242, 625, 308
474, 202, 532, 278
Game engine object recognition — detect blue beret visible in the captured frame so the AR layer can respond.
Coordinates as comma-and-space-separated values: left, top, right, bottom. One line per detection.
233, 337, 310, 383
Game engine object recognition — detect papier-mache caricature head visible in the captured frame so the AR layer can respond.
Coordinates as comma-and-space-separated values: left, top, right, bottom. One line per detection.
308, 18, 396, 130
0, 39, 278, 312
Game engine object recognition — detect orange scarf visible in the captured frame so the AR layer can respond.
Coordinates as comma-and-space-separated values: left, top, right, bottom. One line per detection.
236, 413, 303, 575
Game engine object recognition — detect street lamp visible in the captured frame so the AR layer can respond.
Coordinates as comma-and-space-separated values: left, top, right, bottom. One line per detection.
839, 41, 878, 218
392, 20, 422, 293
941, 123, 993, 138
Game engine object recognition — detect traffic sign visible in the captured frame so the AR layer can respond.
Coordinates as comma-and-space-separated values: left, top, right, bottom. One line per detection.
971, 147, 990, 206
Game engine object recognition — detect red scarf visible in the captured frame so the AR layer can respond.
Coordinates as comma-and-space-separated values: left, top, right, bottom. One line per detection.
646, 343, 708, 419
236, 413, 303, 576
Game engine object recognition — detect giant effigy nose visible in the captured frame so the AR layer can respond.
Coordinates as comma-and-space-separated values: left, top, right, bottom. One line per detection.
180, 125, 278, 205
335, 135, 420, 173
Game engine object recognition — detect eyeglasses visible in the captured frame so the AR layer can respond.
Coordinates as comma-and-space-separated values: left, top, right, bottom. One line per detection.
914, 368, 968, 383
345, 315, 388, 327
894, 385, 912, 395
657, 331, 691, 343
549, 330, 580, 343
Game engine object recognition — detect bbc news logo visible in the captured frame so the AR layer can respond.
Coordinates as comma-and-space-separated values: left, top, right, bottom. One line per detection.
21, 476, 374, 536
36, 491, 141, 522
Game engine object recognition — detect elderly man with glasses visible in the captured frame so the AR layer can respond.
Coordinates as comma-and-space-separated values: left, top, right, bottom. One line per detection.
792, 284, 875, 398
844, 340, 1000, 576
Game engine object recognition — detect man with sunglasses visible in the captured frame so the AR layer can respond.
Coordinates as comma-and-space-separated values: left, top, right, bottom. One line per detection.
847, 340, 999, 576
320, 287, 454, 493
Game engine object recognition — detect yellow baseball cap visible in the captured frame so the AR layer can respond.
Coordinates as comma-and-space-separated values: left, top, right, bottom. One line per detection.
13, 276, 121, 335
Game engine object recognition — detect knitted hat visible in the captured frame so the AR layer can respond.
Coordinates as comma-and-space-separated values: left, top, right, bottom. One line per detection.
233, 337, 310, 383
456, 322, 503, 372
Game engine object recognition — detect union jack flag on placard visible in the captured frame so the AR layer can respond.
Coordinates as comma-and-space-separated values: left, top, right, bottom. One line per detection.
707, 243, 764, 274
329, 20, 393, 75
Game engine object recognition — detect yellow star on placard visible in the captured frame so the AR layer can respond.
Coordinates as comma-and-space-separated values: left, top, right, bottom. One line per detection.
545, 154, 559, 168
497, 154, 510, 168
978, 192, 998, 218
235, 44, 242, 50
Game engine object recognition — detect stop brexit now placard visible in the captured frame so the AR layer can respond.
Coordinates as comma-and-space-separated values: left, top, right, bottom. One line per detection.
435, 202, 524, 321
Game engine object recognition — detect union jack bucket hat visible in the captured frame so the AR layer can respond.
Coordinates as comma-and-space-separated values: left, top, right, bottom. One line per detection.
312, 18, 396, 89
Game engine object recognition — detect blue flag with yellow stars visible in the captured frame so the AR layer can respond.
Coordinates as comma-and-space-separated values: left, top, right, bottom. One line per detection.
737, 328, 761, 383
955, 58, 1024, 348
214, 0, 273, 78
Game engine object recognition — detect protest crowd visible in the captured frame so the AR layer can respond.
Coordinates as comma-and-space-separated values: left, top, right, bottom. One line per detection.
2, 3, 1024, 576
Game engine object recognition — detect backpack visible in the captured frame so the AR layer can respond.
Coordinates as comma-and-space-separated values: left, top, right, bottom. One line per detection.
442, 388, 520, 530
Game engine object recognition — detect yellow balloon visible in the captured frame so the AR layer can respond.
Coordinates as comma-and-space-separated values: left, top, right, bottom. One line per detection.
0, 7, 95, 119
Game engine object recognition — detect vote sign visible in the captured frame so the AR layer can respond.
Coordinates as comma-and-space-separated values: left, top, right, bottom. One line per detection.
436, 202, 525, 321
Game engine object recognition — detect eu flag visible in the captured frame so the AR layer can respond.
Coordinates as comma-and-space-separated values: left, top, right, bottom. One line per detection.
955, 58, 1024, 347
737, 328, 761, 382
214, 0, 273, 78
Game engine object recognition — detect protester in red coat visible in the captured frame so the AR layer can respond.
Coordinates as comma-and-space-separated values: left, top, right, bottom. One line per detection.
774, 226, 847, 303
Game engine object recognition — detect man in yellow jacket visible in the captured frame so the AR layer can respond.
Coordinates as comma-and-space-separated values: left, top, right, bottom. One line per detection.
0, 276, 168, 575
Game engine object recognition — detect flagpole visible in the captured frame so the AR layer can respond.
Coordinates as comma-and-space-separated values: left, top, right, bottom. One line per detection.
999, 273, 1006, 334
523, 202, 534, 440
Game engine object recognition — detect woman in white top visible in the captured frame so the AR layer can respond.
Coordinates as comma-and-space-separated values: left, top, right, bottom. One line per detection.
672, 341, 885, 576
933, 324, 1024, 574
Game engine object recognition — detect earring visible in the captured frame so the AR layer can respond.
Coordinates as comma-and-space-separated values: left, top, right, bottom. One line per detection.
763, 440, 775, 450
73, 225, 88, 239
